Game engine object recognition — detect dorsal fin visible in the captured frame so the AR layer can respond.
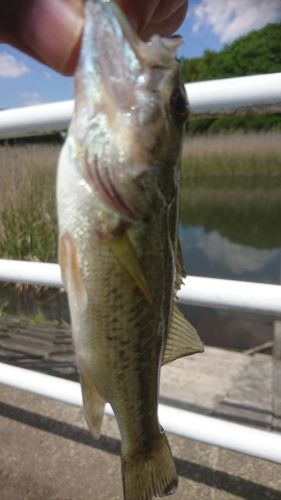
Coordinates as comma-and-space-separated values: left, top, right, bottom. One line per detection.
175, 239, 186, 291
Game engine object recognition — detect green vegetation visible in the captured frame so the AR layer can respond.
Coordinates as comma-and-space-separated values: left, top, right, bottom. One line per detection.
182, 24, 281, 134
187, 114, 281, 136
30, 311, 46, 324
182, 132, 281, 177
0, 134, 280, 261
180, 132, 281, 249
0, 301, 8, 319
182, 24, 281, 82
0, 144, 58, 262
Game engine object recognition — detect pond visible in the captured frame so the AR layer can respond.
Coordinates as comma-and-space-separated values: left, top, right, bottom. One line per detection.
179, 176, 281, 351
1, 174, 280, 353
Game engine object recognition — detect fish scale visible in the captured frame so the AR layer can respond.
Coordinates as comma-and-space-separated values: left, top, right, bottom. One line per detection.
57, 1, 203, 499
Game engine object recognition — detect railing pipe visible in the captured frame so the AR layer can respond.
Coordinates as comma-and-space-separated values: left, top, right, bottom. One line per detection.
187, 72, 281, 116
0, 73, 280, 139
0, 259, 61, 289
0, 362, 280, 464
0, 259, 280, 316
178, 276, 281, 316
0, 100, 73, 140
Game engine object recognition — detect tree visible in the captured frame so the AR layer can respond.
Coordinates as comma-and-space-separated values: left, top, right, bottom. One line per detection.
182, 24, 281, 133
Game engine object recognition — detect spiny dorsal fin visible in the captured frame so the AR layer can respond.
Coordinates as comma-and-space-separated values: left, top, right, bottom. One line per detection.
163, 304, 204, 365
175, 239, 186, 291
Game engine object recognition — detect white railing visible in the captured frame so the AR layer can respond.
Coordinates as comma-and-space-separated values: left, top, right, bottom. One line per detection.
0, 73, 281, 465
0, 259, 280, 316
0, 73, 280, 139
1, 363, 281, 464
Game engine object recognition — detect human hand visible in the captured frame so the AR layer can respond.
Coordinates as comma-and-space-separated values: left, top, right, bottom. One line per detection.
118, 0, 188, 40
0, 0, 187, 76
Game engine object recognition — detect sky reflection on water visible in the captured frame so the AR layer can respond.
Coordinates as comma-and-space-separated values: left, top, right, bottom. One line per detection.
180, 224, 281, 284
178, 183, 281, 350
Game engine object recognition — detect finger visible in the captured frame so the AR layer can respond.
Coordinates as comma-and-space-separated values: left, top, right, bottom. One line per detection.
0, 0, 84, 75
140, 3, 188, 39
152, 0, 187, 23
117, 0, 159, 33
128, 0, 188, 36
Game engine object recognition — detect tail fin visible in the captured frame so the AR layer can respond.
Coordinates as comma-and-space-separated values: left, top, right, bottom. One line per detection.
121, 431, 177, 500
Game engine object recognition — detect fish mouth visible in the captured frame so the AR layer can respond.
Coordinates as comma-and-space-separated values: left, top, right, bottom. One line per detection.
109, 1, 144, 61
79, 0, 144, 113
76, 1, 184, 129
80, 1, 182, 89
105, 2, 183, 69
83, 0, 143, 70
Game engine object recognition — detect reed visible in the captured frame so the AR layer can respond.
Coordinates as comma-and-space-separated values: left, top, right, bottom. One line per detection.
182, 131, 281, 178
0, 132, 280, 261
0, 144, 59, 262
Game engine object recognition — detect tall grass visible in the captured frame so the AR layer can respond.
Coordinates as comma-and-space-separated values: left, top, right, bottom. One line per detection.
0, 144, 59, 262
0, 132, 280, 261
182, 131, 281, 178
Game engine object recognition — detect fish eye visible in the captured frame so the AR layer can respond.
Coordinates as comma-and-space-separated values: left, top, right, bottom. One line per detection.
171, 91, 189, 122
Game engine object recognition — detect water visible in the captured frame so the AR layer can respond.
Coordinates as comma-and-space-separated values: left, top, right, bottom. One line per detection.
1, 176, 280, 352
179, 176, 281, 351
181, 225, 281, 283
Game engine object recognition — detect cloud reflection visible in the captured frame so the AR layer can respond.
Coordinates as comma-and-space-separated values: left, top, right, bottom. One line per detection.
181, 226, 280, 278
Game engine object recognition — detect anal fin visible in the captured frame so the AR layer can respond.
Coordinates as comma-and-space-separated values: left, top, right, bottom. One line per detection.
163, 305, 204, 365
79, 362, 106, 439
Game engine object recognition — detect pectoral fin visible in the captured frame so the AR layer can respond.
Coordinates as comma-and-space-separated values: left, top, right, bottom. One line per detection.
59, 232, 88, 310
79, 362, 106, 439
109, 233, 152, 303
163, 305, 203, 365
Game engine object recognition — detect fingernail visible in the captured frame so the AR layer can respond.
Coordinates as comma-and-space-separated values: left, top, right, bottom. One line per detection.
22, 0, 84, 74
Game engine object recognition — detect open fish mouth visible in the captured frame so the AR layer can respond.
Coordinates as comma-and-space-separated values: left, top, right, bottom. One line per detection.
77, 0, 183, 117
77, 0, 144, 113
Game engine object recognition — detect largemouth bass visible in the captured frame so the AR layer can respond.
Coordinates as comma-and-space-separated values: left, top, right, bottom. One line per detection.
57, 1, 203, 499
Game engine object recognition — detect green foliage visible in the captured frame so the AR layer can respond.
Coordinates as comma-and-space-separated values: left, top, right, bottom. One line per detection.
0, 301, 8, 319
183, 24, 281, 82
0, 167, 57, 262
30, 311, 46, 325
0, 144, 58, 262
188, 114, 281, 135
182, 24, 281, 134
180, 132, 281, 248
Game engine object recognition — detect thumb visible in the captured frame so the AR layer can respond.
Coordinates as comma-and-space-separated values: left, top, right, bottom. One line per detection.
0, 0, 84, 75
